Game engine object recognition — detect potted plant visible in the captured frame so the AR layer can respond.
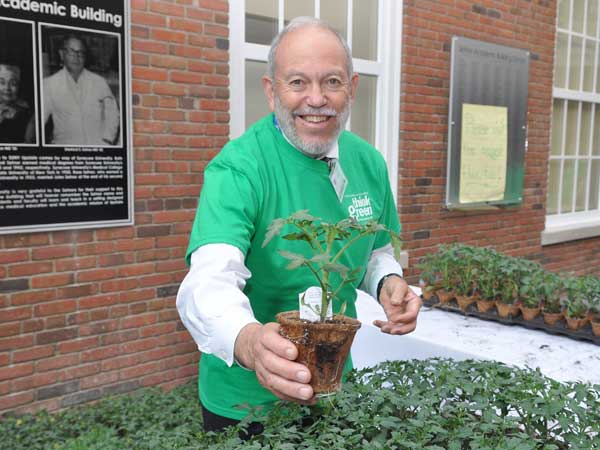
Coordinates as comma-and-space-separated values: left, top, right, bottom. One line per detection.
475, 248, 500, 313
518, 267, 544, 321
263, 210, 402, 394
494, 257, 521, 319
433, 244, 458, 305
540, 272, 564, 326
561, 277, 590, 331
586, 277, 600, 337
453, 245, 479, 312
417, 253, 441, 301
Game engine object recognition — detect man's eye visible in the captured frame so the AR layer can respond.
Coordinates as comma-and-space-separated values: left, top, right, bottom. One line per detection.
290, 79, 304, 87
327, 78, 342, 85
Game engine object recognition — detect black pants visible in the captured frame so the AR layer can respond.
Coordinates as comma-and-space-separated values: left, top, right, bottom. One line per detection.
201, 403, 264, 440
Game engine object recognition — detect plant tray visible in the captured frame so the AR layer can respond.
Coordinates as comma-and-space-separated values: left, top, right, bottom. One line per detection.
422, 296, 600, 346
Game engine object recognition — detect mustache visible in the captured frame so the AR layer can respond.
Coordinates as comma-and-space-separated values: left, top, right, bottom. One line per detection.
293, 107, 337, 117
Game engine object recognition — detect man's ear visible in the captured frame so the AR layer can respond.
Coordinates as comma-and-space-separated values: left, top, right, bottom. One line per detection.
349, 73, 359, 102
262, 75, 275, 111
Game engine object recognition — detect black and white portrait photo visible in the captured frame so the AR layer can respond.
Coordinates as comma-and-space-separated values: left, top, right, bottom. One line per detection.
40, 25, 122, 147
0, 18, 37, 146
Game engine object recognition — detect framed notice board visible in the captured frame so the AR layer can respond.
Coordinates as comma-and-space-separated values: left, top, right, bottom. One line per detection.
445, 37, 529, 209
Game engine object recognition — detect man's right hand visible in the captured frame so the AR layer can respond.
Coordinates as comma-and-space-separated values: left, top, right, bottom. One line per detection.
234, 322, 316, 404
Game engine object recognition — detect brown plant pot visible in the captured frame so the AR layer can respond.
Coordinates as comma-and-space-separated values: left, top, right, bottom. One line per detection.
591, 320, 600, 337
276, 311, 361, 395
520, 305, 541, 321
476, 298, 496, 313
422, 285, 435, 301
435, 289, 455, 305
496, 301, 520, 319
542, 310, 563, 326
564, 316, 589, 331
455, 295, 477, 312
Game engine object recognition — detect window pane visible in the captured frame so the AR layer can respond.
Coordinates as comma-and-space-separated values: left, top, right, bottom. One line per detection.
320, 0, 348, 40
246, 0, 278, 45
590, 160, 600, 210
583, 40, 596, 92
575, 160, 588, 211
352, 0, 378, 60
245, 60, 270, 128
284, 0, 314, 24
587, 0, 598, 37
564, 101, 578, 156
594, 104, 600, 156
579, 102, 592, 155
572, 0, 585, 33
547, 159, 561, 214
568, 36, 583, 90
562, 159, 575, 213
554, 32, 568, 88
551, 99, 564, 156
557, 0, 570, 30
351, 74, 377, 145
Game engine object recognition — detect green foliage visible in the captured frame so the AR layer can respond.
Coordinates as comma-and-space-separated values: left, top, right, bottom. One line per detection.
263, 210, 402, 321
418, 243, 599, 316
3, 359, 600, 450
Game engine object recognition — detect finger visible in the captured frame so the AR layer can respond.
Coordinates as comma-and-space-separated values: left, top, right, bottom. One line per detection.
373, 319, 417, 335
261, 323, 298, 360
255, 364, 315, 402
258, 349, 312, 385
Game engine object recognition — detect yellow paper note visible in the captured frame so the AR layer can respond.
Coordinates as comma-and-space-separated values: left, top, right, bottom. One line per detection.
459, 103, 508, 203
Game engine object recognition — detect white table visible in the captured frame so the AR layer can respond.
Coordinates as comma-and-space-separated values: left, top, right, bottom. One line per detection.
352, 288, 600, 385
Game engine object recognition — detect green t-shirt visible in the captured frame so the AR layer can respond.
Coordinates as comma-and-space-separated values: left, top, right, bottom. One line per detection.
186, 114, 400, 419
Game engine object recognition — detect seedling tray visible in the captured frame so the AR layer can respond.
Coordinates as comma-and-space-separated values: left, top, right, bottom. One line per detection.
422, 296, 600, 346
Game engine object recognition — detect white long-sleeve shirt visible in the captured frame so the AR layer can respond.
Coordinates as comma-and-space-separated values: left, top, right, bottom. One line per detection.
177, 242, 402, 367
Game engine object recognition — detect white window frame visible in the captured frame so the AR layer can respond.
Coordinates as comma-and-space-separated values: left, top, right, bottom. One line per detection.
229, 0, 402, 201
543, 0, 600, 245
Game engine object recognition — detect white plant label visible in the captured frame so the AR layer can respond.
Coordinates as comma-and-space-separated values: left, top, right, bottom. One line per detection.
299, 286, 332, 322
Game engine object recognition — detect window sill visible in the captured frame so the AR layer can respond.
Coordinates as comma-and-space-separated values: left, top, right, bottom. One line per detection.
541, 212, 600, 245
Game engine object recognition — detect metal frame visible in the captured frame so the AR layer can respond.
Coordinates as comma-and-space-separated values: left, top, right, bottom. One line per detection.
544, 0, 600, 244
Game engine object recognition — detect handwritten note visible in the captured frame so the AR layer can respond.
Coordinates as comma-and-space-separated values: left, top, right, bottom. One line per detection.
459, 104, 508, 203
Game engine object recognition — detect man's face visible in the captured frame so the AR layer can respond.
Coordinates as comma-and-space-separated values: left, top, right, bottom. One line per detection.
0, 65, 20, 104
60, 38, 86, 78
263, 26, 358, 158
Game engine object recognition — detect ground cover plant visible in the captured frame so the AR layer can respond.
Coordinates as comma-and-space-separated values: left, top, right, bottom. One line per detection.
2, 359, 599, 450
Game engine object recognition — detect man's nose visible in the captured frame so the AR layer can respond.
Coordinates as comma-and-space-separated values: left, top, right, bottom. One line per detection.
306, 83, 327, 108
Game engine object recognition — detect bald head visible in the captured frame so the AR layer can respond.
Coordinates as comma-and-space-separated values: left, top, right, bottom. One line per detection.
267, 17, 353, 80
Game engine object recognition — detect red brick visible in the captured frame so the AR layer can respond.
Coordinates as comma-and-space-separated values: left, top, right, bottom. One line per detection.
0, 391, 34, 410
76, 268, 118, 283
1, 306, 32, 322
31, 246, 74, 260
36, 354, 79, 372
149, 1, 185, 16
31, 273, 73, 289
34, 300, 76, 317
0, 362, 34, 381
2, 249, 29, 263
9, 261, 53, 277
81, 345, 121, 362
0, 322, 20, 337
0, 334, 33, 351
13, 345, 54, 363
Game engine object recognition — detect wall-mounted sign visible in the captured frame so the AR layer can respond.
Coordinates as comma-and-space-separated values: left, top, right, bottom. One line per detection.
446, 37, 529, 210
0, 0, 132, 234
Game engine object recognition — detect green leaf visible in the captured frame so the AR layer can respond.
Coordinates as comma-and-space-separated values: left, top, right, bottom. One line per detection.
262, 218, 286, 247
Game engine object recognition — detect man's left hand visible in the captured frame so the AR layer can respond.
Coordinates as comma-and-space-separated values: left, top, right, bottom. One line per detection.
373, 275, 421, 335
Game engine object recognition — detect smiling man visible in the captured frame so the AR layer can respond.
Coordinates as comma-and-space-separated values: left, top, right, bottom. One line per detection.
177, 17, 421, 437
43, 34, 120, 146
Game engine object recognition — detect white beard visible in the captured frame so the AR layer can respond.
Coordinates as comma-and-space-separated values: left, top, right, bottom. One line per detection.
274, 96, 350, 159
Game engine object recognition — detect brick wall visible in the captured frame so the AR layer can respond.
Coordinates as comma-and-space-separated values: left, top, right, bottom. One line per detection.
0, 0, 229, 415
399, 0, 600, 281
